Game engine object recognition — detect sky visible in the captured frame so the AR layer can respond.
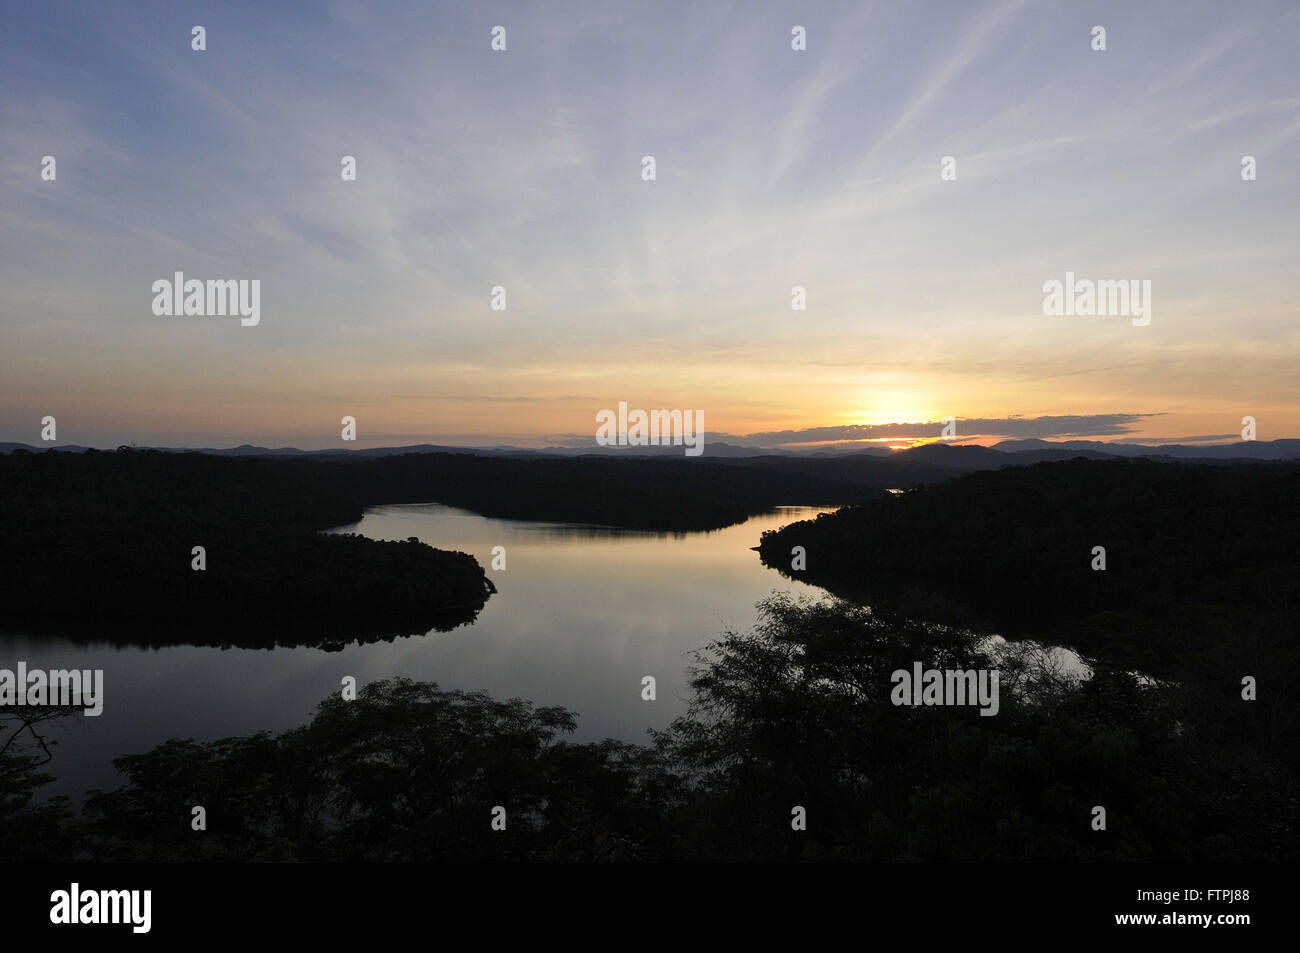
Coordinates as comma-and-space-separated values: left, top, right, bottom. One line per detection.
2, 0, 1297, 450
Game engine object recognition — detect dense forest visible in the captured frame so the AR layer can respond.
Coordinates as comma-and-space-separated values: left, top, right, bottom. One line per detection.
0, 446, 900, 644
753, 458, 1300, 846
2, 450, 1295, 861
759, 458, 1300, 680
4, 594, 1294, 862
0, 449, 495, 646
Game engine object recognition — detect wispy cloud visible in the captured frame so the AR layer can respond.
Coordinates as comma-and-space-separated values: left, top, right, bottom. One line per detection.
2, 0, 1297, 447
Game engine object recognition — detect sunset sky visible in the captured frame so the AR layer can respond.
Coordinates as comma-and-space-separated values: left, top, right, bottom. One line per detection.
2, 0, 1297, 450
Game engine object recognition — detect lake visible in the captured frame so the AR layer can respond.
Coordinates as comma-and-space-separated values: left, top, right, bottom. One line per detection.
8, 504, 840, 799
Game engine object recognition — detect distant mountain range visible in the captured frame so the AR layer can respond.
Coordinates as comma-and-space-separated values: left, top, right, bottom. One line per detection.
4, 438, 1298, 464
992, 437, 1300, 461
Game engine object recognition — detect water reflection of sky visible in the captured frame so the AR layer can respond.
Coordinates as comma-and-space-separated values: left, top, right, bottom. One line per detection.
7, 504, 836, 800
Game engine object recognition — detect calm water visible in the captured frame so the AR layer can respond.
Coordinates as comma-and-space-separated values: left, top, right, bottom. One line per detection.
8, 504, 839, 800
